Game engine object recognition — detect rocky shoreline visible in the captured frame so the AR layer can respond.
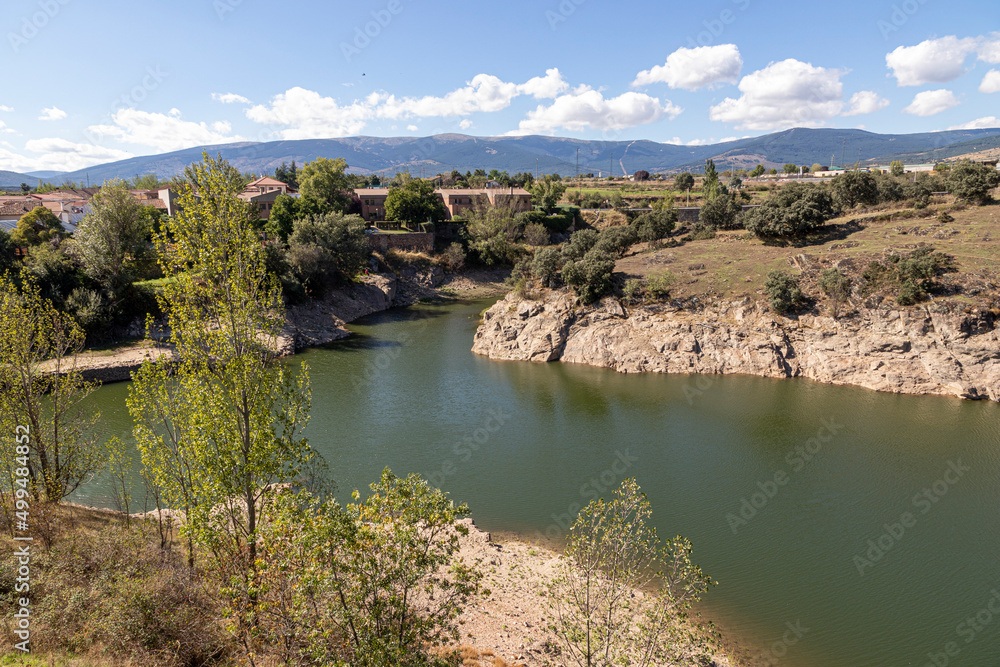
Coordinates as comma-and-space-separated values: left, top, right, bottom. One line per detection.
63, 268, 509, 385
472, 290, 1000, 402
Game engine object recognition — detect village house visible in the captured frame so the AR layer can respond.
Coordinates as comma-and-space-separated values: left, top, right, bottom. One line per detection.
239, 176, 296, 220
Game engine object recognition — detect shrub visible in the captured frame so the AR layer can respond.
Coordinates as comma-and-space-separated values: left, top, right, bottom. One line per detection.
743, 183, 835, 239
818, 268, 852, 316
593, 225, 638, 258
287, 211, 369, 294
645, 270, 676, 299
632, 209, 677, 244
698, 193, 742, 229
622, 278, 643, 304
946, 160, 1000, 204
439, 242, 466, 271
562, 249, 616, 304
684, 223, 716, 241
831, 171, 879, 209
764, 270, 804, 314
523, 222, 551, 246
531, 246, 563, 286
561, 228, 599, 262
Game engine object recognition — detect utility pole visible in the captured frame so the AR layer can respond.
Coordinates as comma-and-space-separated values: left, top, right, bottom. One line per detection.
610, 152, 613, 181
576, 147, 580, 182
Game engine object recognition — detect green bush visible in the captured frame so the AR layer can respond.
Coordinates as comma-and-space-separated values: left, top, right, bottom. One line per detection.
632, 209, 677, 244
743, 183, 835, 239
684, 223, 716, 241
698, 193, 742, 229
561, 228, 599, 262
287, 212, 369, 295
946, 160, 1000, 204
764, 270, 804, 314
593, 225, 638, 258
530, 246, 563, 286
522, 222, 551, 246
562, 249, 616, 304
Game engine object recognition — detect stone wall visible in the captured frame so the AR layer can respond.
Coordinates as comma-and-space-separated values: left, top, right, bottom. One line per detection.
367, 232, 434, 253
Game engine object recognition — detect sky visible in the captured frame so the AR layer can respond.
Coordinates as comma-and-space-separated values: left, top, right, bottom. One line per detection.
1, 0, 999, 173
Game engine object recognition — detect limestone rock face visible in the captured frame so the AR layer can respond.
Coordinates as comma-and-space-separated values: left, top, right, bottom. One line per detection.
472, 291, 1000, 402
284, 273, 398, 350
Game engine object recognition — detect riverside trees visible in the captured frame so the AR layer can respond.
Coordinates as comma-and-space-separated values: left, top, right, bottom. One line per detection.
128, 153, 314, 655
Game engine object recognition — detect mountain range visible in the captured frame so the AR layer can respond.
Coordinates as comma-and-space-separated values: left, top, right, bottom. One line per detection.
3, 127, 1000, 188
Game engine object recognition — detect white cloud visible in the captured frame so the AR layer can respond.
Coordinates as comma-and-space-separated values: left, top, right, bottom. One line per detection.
510, 89, 681, 135
212, 92, 251, 104
842, 90, 890, 116
0, 105, 12, 112
886, 36, 979, 86
0, 120, 13, 134
247, 87, 376, 139
406, 124, 418, 131
0, 138, 132, 173
632, 44, 742, 90
88, 109, 244, 152
709, 59, 845, 131
459, 119, 473, 130
38, 106, 67, 121
978, 32, 1000, 63
947, 116, 1000, 130
248, 70, 619, 139
979, 69, 1000, 93
902, 89, 960, 116
518, 68, 569, 98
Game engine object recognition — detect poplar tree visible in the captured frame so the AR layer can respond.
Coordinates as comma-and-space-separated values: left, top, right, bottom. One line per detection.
128, 153, 312, 660
0, 274, 102, 502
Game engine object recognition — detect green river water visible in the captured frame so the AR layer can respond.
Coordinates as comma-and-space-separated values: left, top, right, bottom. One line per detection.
75, 298, 1000, 667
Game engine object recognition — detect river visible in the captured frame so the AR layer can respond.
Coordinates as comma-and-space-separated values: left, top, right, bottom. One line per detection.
76, 298, 1000, 667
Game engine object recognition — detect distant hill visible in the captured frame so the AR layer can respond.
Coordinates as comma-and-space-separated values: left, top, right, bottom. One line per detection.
24, 170, 66, 179
16, 127, 1000, 187
0, 171, 40, 189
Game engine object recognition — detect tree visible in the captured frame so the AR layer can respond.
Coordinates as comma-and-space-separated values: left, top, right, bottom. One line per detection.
0, 229, 16, 275
699, 193, 742, 229
21, 243, 79, 307
255, 471, 482, 666
764, 270, 804, 314
286, 212, 368, 294
890, 160, 905, 177
593, 225, 638, 258
749, 164, 766, 179
385, 178, 447, 225
11, 207, 64, 246
946, 160, 1000, 204
465, 199, 523, 266
265, 193, 328, 242
183, 152, 248, 193
561, 228, 599, 262
273, 160, 299, 190
530, 246, 563, 286
299, 157, 353, 212
562, 249, 616, 304
530, 178, 567, 213
549, 478, 714, 667
831, 171, 879, 209
129, 155, 313, 653
783, 163, 798, 174
673, 172, 695, 192
702, 160, 720, 201
20, 183, 31, 194
818, 268, 852, 317
69, 179, 153, 300
811, 163, 824, 174
632, 209, 676, 245
130, 173, 162, 190
633, 170, 650, 182
743, 183, 835, 239
0, 274, 102, 501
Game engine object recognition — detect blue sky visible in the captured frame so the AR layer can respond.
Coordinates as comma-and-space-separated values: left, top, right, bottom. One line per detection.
2, 0, 999, 173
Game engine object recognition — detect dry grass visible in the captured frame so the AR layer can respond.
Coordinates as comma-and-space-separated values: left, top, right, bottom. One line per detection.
615, 196, 1000, 310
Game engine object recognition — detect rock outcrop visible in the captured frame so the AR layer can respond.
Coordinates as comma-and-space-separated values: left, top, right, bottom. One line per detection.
283, 273, 398, 350
473, 291, 1000, 402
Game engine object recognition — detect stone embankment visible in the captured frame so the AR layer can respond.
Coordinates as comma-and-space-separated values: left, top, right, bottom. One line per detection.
472, 290, 1000, 401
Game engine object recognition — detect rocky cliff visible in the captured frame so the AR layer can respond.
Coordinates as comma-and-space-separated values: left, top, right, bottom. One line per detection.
472, 291, 1000, 402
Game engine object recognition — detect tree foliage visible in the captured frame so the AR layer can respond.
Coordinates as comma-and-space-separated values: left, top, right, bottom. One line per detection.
0, 274, 102, 501
530, 178, 567, 213
385, 178, 447, 225
562, 249, 615, 304
548, 478, 714, 667
69, 179, 153, 299
255, 471, 482, 666
946, 160, 1000, 204
632, 208, 677, 244
698, 193, 742, 229
764, 270, 804, 314
702, 160, 720, 202
299, 157, 353, 212
286, 212, 369, 294
129, 155, 313, 652
830, 171, 879, 209
742, 183, 835, 239
673, 172, 694, 192
465, 199, 523, 266
12, 207, 64, 246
